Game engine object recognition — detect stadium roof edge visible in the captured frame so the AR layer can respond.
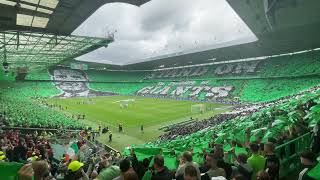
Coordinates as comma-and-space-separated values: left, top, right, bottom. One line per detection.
0, 30, 113, 71
80, 0, 320, 70
71, 47, 320, 72
0, 0, 151, 35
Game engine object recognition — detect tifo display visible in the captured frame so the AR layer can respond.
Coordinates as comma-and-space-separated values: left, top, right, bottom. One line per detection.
1, 51, 320, 179
1, 3, 320, 179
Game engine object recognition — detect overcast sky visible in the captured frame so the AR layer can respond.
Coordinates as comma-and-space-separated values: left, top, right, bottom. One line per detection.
72, 0, 257, 65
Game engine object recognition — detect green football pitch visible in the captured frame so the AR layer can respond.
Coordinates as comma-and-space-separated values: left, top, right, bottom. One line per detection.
47, 96, 231, 150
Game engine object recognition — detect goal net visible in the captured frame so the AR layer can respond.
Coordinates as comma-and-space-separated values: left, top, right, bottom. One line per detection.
191, 104, 205, 114
119, 99, 135, 108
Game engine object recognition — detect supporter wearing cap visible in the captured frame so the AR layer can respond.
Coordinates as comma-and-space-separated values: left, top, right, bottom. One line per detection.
64, 160, 89, 180
0, 151, 6, 161
27, 152, 39, 162
68, 160, 84, 172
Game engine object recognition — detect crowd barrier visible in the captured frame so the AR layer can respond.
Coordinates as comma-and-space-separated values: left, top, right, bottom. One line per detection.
275, 133, 312, 178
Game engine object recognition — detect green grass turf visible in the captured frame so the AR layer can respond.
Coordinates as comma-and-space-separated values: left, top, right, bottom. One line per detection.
47, 96, 231, 150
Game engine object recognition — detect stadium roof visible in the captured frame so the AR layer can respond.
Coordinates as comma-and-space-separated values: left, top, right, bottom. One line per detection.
77, 0, 320, 70
0, 0, 150, 72
0, 30, 112, 71
0, 0, 150, 35
73, 0, 258, 66
1, 0, 319, 71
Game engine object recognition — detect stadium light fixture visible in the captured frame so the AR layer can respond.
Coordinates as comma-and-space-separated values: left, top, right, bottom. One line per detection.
16, 14, 49, 28
24, 0, 39, 5
37, 8, 53, 14
16, 14, 33, 26
0, 0, 15, 6
21, 3, 36, 10
39, 0, 59, 9
32, 16, 49, 28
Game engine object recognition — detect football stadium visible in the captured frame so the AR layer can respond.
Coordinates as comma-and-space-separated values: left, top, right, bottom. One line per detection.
0, 0, 320, 180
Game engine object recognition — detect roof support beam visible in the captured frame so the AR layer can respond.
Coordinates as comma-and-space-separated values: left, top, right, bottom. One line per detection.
0, 30, 112, 71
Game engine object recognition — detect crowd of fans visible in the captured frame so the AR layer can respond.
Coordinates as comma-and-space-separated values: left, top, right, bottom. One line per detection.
0, 129, 123, 180
158, 113, 242, 141
0, 86, 319, 180
3, 139, 319, 180
0, 115, 318, 179
0, 80, 320, 179
0, 96, 83, 129
0, 130, 54, 163
159, 86, 320, 141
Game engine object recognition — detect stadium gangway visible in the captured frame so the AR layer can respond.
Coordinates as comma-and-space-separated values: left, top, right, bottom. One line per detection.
275, 132, 312, 178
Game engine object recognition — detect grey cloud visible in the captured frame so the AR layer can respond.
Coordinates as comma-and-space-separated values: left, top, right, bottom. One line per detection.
73, 0, 257, 65
140, 0, 195, 32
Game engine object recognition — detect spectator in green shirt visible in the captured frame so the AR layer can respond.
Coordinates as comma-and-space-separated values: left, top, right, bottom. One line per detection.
248, 143, 266, 180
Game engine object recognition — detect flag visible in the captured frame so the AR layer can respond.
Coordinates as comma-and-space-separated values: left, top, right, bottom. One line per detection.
308, 162, 320, 180
0, 162, 23, 180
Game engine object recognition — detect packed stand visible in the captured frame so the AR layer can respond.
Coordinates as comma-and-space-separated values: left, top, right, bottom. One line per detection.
0, 129, 124, 180
159, 86, 320, 140
121, 86, 320, 179
0, 95, 83, 129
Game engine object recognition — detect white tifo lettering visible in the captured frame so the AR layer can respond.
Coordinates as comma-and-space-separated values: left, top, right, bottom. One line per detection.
190, 67, 209, 76
189, 86, 204, 97
159, 86, 171, 95
233, 61, 260, 74
149, 86, 165, 95
176, 68, 193, 77
205, 86, 233, 98
136, 84, 233, 99
137, 86, 154, 94
146, 62, 259, 79
214, 64, 233, 75
170, 86, 192, 96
